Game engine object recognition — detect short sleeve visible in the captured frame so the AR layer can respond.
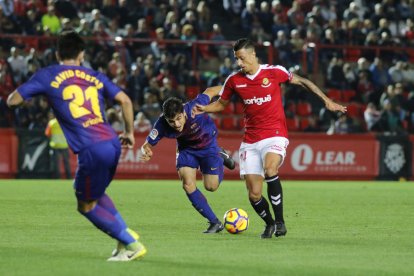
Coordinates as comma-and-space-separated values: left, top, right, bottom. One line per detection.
273, 65, 292, 83
219, 75, 234, 101
17, 71, 46, 100
146, 117, 165, 146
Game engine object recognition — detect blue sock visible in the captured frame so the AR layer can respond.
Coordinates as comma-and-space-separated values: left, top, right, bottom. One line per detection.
80, 204, 135, 245
98, 193, 127, 229
187, 189, 219, 223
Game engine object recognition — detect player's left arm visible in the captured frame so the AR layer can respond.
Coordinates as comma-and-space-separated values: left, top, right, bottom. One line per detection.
202, 85, 223, 100
114, 91, 135, 148
290, 73, 347, 113
6, 90, 24, 108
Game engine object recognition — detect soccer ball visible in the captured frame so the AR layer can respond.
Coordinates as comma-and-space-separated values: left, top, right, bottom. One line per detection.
223, 208, 249, 234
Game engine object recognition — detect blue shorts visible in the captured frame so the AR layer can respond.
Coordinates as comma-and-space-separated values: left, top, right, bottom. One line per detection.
74, 138, 121, 201
176, 144, 224, 183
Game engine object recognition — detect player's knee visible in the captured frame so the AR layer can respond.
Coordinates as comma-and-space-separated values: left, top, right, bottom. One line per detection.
264, 166, 279, 177
182, 181, 196, 193
204, 182, 218, 192
77, 200, 96, 213
248, 191, 262, 202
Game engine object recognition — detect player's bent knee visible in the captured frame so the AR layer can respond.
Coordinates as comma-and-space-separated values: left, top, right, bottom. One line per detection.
182, 182, 197, 194
264, 167, 279, 177
77, 200, 97, 213
248, 192, 262, 202
204, 182, 219, 192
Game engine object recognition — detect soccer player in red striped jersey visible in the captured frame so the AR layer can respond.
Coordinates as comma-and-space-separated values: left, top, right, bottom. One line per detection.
193, 38, 347, 239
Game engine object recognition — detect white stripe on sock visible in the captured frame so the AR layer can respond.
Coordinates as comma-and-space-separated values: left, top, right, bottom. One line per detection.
254, 198, 263, 206
271, 199, 281, 205
265, 176, 279, 182
271, 194, 281, 201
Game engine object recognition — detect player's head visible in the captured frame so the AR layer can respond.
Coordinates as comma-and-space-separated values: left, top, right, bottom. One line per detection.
233, 38, 258, 75
56, 30, 85, 63
163, 97, 186, 132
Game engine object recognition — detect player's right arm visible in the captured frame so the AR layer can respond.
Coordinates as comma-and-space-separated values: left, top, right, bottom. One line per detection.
6, 90, 24, 108
193, 97, 229, 115
114, 91, 135, 148
140, 141, 153, 161
202, 85, 222, 100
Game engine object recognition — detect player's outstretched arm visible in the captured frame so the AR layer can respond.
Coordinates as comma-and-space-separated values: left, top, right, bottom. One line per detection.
202, 85, 223, 100
6, 90, 24, 108
115, 91, 135, 148
192, 98, 229, 116
290, 74, 347, 113
140, 141, 153, 162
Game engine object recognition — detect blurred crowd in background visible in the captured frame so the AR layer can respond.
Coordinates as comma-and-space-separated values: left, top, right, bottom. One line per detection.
1, 0, 414, 135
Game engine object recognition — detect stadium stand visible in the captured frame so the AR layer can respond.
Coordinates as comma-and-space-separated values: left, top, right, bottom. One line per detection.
1, 0, 413, 135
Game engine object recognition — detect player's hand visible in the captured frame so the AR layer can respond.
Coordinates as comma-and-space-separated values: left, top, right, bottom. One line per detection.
326, 100, 347, 113
139, 146, 153, 162
191, 104, 206, 118
119, 132, 135, 148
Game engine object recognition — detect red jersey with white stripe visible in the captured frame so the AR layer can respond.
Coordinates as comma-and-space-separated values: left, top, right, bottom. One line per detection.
220, 64, 292, 143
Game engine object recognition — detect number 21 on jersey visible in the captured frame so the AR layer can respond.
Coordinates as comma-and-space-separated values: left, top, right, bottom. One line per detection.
62, 84, 103, 120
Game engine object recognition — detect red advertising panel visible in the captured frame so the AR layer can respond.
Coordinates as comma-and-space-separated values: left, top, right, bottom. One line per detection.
281, 134, 379, 179
0, 129, 17, 177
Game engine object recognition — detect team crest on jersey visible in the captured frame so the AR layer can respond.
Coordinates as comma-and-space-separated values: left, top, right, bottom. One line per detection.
190, 123, 197, 129
261, 78, 271, 88
149, 129, 158, 140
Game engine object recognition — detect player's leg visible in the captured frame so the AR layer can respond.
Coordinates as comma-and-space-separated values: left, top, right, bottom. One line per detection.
218, 147, 235, 170
240, 142, 275, 238
178, 166, 223, 233
75, 138, 146, 260
200, 147, 225, 191
245, 174, 275, 238
261, 137, 289, 237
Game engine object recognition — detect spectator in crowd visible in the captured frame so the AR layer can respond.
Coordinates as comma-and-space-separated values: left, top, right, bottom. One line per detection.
258, 1, 273, 35
380, 99, 404, 134
334, 113, 351, 134
223, 0, 243, 26
240, 0, 257, 33
196, 1, 212, 34
356, 70, 375, 103
7, 47, 26, 84
133, 111, 151, 133
41, 5, 61, 34
210, 24, 229, 59
389, 61, 405, 83
369, 57, 391, 91
141, 92, 162, 125
364, 102, 382, 131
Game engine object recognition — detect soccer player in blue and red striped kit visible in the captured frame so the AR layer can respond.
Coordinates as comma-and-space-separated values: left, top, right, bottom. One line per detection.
140, 87, 235, 234
7, 30, 146, 261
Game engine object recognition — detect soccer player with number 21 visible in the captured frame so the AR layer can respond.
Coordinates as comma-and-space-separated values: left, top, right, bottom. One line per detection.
7, 30, 146, 261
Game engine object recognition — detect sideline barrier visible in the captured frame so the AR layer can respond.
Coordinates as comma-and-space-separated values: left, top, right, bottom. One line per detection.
0, 130, 411, 180
0, 129, 18, 178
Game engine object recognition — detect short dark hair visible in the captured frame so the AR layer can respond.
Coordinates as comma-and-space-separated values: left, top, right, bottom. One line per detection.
233, 38, 255, 52
162, 97, 184, 119
57, 30, 85, 60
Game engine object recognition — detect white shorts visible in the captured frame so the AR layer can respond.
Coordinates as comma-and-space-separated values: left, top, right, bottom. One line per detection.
239, 137, 289, 178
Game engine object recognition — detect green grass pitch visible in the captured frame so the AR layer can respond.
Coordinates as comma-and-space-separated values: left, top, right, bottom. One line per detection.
1, 179, 413, 276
